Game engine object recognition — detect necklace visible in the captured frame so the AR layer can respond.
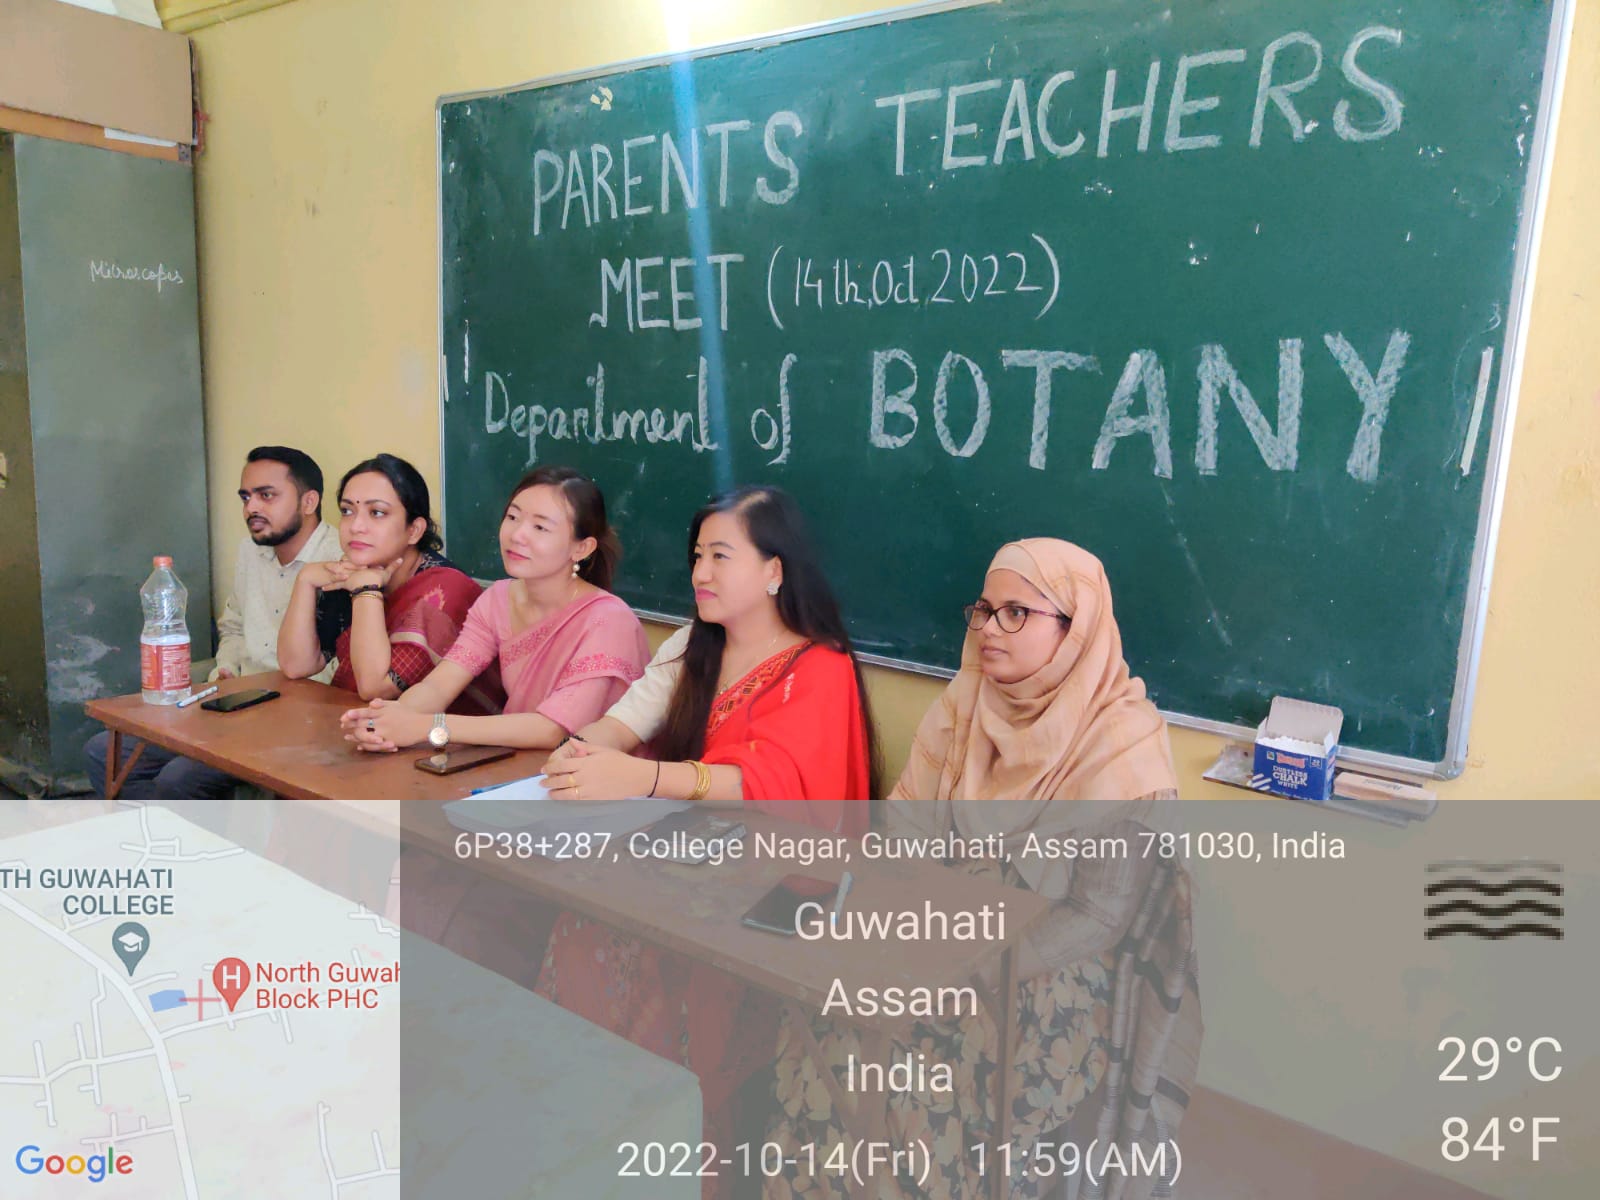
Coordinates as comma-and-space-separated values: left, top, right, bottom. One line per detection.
511, 575, 581, 634
717, 630, 788, 693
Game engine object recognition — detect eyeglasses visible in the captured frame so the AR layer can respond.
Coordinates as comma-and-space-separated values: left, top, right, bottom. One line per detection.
962, 601, 1070, 634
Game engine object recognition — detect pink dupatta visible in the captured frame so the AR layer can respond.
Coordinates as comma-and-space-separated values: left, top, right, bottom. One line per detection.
444, 581, 647, 731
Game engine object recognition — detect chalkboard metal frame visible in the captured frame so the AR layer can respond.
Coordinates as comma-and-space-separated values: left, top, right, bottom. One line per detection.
436, 0, 1576, 780
1440, 0, 1576, 781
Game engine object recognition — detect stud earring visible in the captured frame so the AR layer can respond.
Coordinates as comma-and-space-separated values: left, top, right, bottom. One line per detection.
766, 582, 780, 596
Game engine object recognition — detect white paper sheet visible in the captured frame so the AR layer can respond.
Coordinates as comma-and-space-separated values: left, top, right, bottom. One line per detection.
443, 775, 688, 856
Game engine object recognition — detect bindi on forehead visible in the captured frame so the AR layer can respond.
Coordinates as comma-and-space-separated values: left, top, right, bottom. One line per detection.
342, 473, 399, 503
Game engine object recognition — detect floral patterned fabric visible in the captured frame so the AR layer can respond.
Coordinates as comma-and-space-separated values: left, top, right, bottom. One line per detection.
764, 857, 1113, 1200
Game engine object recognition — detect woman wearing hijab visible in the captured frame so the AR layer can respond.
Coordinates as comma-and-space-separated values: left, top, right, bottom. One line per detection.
765, 539, 1202, 1200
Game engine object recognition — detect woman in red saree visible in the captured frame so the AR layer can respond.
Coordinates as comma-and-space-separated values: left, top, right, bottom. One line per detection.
278, 453, 502, 713
540, 486, 880, 1196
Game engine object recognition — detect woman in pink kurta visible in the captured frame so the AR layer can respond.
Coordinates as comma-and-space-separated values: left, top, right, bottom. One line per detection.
441, 578, 646, 728
339, 467, 647, 989
342, 466, 646, 752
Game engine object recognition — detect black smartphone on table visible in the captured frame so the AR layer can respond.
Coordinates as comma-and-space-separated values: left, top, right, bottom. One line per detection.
413, 745, 517, 775
200, 688, 280, 712
740, 874, 841, 936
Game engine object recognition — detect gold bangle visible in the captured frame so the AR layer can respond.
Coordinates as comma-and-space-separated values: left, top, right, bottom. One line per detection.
685, 759, 712, 804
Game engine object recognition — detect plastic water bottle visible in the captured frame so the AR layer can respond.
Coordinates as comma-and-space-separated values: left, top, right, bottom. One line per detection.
140, 555, 191, 705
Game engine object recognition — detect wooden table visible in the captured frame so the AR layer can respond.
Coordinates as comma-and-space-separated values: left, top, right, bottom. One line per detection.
84, 672, 549, 800
86, 675, 1053, 1198
389, 801, 1052, 1200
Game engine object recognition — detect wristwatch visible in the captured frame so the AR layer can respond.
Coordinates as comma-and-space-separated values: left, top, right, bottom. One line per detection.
428, 714, 450, 750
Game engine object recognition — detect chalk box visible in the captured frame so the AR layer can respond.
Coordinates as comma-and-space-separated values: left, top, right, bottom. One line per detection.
1251, 697, 1344, 802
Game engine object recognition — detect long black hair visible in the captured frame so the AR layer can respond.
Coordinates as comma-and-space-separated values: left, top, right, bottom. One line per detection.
655, 486, 883, 799
504, 466, 621, 591
338, 454, 444, 554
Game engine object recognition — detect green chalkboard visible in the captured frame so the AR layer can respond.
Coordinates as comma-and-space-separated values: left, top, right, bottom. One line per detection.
439, 0, 1570, 771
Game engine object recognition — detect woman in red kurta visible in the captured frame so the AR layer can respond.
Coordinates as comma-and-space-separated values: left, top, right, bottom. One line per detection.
540, 486, 880, 1197
278, 452, 502, 712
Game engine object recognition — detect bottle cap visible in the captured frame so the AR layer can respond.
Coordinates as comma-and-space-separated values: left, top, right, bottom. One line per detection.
153, 556, 173, 567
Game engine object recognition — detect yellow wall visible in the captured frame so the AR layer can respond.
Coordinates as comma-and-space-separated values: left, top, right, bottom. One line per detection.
192, 0, 1599, 808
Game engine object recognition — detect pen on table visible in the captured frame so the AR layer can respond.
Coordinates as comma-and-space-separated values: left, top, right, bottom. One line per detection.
830, 871, 854, 927
176, 685, 219, 709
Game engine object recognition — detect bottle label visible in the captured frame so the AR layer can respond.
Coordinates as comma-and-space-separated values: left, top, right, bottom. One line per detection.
141, 639, 190, 692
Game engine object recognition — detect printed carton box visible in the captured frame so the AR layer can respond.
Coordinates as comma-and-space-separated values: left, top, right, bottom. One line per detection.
1252, 697, 1343, 802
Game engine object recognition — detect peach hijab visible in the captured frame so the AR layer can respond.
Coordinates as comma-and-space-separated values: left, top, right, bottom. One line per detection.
891, 538, 1177, 831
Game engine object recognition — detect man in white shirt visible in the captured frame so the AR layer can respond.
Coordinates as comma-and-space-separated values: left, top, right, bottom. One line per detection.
210, 446, 342, 682
85, 446, 342, 798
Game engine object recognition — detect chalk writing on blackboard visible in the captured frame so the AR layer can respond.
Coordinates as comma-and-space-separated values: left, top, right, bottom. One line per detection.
88, 260, 185, 292
478, 21, 1418, 479
441, 0, 1568, 767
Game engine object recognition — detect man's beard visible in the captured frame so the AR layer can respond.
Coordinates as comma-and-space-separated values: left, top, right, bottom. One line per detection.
251, 513, 303, 547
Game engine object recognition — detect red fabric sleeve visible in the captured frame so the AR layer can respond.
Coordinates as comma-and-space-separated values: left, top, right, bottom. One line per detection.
388, 567, 483, 689
700, 646, 871, 832
388, 640, 437, 689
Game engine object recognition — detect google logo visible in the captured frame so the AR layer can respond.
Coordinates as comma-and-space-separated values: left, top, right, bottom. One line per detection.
14, 1145, 133, 1183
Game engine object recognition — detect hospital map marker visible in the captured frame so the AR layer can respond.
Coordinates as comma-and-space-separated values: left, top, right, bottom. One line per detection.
213, 957, 251, 1012
112, 922, 149, 976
